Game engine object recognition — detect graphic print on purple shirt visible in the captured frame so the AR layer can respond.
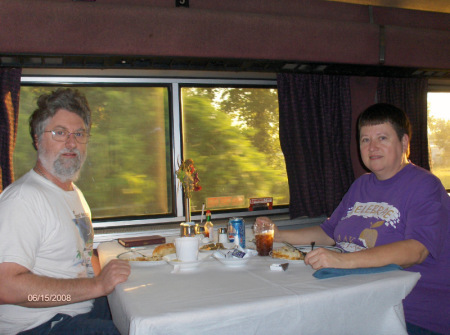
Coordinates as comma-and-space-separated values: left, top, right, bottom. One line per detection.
336, 201, 403, 251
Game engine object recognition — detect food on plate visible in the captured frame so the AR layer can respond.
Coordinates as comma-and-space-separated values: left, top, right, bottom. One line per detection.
152, 243, 176, 257
271, 246, 304, 260
127, 255, 163, 262
199, 243, 226, 251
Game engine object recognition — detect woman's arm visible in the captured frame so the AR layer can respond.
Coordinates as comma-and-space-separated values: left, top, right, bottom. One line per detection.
305, 239, 429, 269
255, 217, 335, 246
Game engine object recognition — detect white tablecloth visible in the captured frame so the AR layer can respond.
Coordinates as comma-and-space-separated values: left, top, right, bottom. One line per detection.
97, 240, 420, 335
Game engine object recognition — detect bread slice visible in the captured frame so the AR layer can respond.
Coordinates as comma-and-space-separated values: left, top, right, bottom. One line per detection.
272, 246, 304, 260
152, 243, 176, 257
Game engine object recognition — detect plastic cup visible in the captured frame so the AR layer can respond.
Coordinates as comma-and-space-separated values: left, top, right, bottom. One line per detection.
253, 221, 274, 256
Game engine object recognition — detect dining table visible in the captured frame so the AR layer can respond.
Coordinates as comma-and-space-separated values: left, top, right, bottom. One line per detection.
97, 238, 420, 335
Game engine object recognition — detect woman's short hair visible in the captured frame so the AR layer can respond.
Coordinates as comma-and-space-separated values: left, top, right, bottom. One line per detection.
29, 88, 91, 150
358, 103, 412, 142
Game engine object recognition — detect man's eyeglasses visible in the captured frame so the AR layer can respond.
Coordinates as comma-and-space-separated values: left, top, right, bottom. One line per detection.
44, 128, 90, 144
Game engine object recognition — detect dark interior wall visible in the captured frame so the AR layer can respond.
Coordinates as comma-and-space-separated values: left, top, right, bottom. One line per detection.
1, 0, 448, 180
1, 0, 449, 69
350, 76, 379, 178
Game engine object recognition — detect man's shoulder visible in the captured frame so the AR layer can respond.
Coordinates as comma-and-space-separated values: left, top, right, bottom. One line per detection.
0, 171, 50, 203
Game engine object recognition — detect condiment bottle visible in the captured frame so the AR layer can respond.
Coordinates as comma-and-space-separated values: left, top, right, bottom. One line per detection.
204, 210, 213, 238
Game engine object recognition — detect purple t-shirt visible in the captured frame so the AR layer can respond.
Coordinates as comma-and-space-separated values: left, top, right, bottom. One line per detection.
321, 163, 450, 334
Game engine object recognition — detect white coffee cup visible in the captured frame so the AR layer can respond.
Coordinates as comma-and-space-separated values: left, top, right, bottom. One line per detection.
175, 237, 199, 262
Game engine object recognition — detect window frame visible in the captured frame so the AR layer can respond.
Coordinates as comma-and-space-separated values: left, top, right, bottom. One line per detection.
20, 74, 289, 229
427, 79, 450, 192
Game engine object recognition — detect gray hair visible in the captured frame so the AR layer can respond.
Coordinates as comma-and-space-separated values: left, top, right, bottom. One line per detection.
29, 88, 91, 150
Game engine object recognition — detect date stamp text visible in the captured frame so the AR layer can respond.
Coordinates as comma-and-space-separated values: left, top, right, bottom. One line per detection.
27, 294, 72, 302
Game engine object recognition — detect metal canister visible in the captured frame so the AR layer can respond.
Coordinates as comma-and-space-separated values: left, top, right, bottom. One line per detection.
228, 217, 245, 248
180, 222, 199, 237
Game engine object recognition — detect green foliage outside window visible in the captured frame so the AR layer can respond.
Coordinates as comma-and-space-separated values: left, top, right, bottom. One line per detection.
182, 87, 289, 212
428, 92, 450, 190
14, 84, 289, 220
15, 86, 172, 219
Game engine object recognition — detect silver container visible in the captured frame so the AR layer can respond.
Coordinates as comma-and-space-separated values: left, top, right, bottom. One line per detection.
180, 222, 199, 237
218, 227, 228, 243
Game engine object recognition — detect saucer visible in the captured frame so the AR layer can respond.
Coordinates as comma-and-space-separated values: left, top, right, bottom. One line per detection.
163, 253, 209, 270
213, 256, 251, 267
212, 249, 256, 267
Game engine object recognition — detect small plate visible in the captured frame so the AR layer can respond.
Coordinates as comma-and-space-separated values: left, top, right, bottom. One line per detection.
212, 250, 256, 267
117, 250, 166, 266
271, 257, 306, 265
214, 256, 251, 267
199, 242, 235, 253
272, 243, 343, 254
295, 245, 343, 253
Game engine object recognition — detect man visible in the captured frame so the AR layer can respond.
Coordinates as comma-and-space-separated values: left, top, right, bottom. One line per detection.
0, 88, 130, 334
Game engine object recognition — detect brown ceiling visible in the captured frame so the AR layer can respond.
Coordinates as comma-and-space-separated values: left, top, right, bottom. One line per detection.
324, 0, 450, 13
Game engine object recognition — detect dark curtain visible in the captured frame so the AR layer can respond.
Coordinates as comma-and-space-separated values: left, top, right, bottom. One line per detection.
277, 73, 354, 219
377, 77, 430, 170
0, 68, 22, 192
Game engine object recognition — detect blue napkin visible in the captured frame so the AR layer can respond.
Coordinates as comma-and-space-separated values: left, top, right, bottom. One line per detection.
313, 264, 402, 279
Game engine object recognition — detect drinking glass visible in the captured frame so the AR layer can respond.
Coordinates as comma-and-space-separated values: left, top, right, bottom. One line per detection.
253, 221, 274, 256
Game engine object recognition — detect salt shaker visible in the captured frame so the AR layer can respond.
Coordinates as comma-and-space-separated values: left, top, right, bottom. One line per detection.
218, 227, 228, 244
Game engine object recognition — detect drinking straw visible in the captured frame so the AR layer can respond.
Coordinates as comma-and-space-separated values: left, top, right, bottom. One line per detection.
201, 203, 205, 223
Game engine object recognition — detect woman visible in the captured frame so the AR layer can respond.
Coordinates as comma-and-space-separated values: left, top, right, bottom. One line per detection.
257, 103, 449, 335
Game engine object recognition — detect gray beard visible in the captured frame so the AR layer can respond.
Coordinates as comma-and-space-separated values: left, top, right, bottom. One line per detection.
38, 147, 86, 183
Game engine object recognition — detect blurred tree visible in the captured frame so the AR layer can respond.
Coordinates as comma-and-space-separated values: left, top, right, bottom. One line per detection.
182, 88, 288, 211
217, 88, 282, 169
14, 86, 171, 218
428, 115, 450, 166
14, 85, 289, 219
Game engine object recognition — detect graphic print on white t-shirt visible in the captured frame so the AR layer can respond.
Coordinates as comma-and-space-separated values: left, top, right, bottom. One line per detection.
74, 213, 93, 244
73, 212, 94, 277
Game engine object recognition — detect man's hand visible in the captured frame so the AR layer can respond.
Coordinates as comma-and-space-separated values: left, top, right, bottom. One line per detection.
95, 259, 131, 296
0, 259, 131, 307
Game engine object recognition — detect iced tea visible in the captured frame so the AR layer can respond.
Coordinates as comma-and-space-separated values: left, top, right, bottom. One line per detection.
255, 231, 274, 256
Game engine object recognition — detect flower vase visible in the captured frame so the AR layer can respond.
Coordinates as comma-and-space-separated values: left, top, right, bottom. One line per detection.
185, 197, 191, 223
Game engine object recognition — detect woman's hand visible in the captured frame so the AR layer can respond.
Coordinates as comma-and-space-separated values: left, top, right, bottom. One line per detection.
304, 248, 346, 269
254, 217, 282, 241
255, 217, 335, 246
305, 239, 429, 270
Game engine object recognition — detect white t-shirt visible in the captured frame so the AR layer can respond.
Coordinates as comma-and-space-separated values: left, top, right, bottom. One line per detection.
0, 170, 94, 334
